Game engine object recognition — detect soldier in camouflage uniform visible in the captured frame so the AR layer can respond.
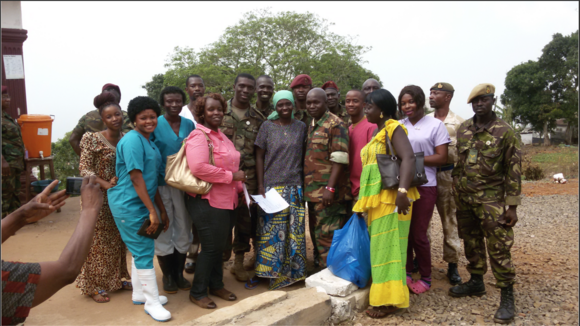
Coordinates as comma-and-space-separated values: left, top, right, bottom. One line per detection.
426, 82, 465, 285
290, 74, 313, 126
2, 86, 25, 218
449, 83, 521, 324
219, 73, 266, 282
255, 75, 274, 118
304, 88, 349, 269
322, 81, 350, 126
68, 83, 133, 156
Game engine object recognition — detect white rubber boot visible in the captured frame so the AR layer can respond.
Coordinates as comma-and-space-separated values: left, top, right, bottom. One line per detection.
136, 268, 171, 322
131, 257, 168, 306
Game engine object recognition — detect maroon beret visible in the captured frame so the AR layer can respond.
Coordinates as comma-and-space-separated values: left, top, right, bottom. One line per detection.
321, 81, 339, 91
102, 83, 121, 101
290, 74, 312, 89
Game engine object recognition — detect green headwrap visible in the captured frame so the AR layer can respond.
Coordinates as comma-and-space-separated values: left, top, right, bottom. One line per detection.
267, 90, 295, 120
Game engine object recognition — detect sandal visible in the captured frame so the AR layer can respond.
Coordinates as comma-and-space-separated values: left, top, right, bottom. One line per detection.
121, 280, 133, 291
189, 295, 216, 309
365, 306, 399, 318
408, 279, 430, 294
245, 277, 260, 290
90, 290, 110, 303
209, 288, 237, 301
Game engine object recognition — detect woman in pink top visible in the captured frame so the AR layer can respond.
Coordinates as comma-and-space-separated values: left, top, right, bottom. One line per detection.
184, 93, 247, 309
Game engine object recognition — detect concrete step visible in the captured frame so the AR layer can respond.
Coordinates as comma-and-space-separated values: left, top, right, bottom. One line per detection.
184, 287, 331, 326
305, 268, 358, 297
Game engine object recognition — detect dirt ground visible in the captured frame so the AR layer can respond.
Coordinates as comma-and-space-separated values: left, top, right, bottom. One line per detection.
3, 179, 578, 325
1, 198, 305, 325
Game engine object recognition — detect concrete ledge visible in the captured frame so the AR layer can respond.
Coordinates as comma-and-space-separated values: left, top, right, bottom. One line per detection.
305, 268, 358, 297
328, 287, 371, 323
184, 291, 288, 326
243, 287, 331, 325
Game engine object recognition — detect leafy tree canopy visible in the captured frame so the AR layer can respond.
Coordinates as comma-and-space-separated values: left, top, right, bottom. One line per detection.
501, 30, 578, 143
143, 8, 380, 103
51, 131, 80, 189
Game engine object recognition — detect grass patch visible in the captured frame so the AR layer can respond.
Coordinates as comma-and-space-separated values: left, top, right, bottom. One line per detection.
524, 146, 578, 179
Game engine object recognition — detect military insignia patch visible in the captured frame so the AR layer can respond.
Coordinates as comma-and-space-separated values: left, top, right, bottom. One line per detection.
486, 86, 491, 94
438, 83, 443, 88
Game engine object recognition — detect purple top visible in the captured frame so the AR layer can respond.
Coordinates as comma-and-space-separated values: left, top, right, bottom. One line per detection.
400, 115, 451, 187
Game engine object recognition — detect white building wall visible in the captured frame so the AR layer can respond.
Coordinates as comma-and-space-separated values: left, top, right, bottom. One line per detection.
521, 133, 533, 145
1, 1, 23, 29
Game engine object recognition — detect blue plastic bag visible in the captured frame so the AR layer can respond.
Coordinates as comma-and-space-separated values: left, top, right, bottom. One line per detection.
327, 213, 371, 288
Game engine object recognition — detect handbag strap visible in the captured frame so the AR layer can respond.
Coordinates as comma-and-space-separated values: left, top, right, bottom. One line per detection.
384, 128, 397, 159
198, 129, 215, 166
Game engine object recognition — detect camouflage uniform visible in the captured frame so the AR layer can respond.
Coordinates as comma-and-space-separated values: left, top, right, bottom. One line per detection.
304, 111, 349, 267
2, 110, 25, 218
452, 111, 521, 288
256, 103, 274, 118
72, 109, 133, 135
427, 109, 464, 264
329, 104, 350, 126
294, 108, 312, 127
220, 99, 266, 254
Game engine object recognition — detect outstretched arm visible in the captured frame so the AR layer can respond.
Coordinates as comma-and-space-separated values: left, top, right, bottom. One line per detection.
31, 175, 103, 307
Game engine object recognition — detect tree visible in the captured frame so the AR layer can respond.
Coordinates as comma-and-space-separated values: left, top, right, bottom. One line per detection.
142, 73, 165, 105
494, 103, 524, 140
144, 9, 380, 103
502, 30, 578, 146
51, 131, 80, 190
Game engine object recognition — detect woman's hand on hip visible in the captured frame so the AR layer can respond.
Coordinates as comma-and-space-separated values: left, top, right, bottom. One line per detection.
396, 192, 411, 215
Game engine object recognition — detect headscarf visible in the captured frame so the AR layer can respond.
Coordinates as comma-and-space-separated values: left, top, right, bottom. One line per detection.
102, 83, 121, 101
267, 90, 295, 120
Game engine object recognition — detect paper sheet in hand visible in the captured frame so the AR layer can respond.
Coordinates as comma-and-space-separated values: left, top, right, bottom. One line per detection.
251, 188, 289, 214
243, 184, 251, 211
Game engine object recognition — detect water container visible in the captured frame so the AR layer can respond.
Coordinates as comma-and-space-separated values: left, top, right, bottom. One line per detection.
17, 114, 55, 158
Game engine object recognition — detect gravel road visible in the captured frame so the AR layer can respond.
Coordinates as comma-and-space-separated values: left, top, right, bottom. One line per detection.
341, 194, 579, 326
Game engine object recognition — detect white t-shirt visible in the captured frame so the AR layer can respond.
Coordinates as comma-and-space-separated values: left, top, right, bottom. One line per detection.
400, 115, 450, 187
179, 105, 197, 127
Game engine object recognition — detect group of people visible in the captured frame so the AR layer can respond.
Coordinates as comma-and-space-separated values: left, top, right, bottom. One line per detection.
1, 71, 521, 324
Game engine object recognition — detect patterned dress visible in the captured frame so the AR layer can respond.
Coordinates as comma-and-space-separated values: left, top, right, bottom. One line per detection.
254, 120, 307, 289
75, 132, 130, 296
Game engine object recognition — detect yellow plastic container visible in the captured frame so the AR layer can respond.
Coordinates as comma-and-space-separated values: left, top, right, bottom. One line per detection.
17, 114, 55, 158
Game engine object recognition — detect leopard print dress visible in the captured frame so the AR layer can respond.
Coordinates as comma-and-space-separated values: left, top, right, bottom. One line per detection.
75, 132, 131, 296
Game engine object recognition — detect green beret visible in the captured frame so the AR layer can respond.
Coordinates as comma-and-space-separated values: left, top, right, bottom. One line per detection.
467, 83, 495, 104
430, 82, 454, 92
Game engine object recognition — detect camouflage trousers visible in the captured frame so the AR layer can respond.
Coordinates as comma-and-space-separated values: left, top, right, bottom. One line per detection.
307, 201, 346, 268
455, 195, 515, 288
2, 168, 22, 219
427, 170, 461, 263
224, 194, 258, 256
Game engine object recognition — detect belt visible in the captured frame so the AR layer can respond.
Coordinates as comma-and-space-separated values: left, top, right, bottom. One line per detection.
437, 164, 454, 172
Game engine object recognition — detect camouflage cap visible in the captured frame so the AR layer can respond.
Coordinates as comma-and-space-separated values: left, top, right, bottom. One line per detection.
430, 82, 454, 92
467, 83, 495, 103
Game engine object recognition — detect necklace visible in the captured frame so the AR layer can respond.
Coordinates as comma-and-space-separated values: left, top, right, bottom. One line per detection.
276, 120, 291, 136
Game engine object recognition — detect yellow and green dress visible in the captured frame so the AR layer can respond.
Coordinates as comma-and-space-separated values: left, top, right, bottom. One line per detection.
352, 119, 420, 308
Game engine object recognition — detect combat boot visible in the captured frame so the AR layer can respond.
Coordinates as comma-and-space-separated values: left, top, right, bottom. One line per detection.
230, 253, 249, 282
494, 285, 515, 324
447, 263, 462, 285
448, 274, 486, 297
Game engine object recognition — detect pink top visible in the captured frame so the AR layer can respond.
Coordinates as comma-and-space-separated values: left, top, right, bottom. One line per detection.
185, 124, 242, 210
348, 117, 376, 197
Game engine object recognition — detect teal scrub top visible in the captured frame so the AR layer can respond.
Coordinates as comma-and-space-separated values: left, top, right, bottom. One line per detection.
108, 130, 163, 218
151, 115, 195, 186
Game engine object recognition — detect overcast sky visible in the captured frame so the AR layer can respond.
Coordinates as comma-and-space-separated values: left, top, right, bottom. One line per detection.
20, 1, 579, 142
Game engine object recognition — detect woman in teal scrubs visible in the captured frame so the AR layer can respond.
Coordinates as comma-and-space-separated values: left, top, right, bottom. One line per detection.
150, 86, 195, 294
108, 96, 171, 322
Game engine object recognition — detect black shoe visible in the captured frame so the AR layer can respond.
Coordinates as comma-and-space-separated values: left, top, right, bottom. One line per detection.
185, 261, 196, 274
412, 258, 419, 274
447, 263, 462, 285
448, 274, 486, 297
173, 249, 192, 290
157, 254, 178, 294
494, 285, 515, 324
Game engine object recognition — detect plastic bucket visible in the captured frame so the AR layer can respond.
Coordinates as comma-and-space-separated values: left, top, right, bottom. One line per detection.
17, 114, 55, 158
31, 180, 61, 193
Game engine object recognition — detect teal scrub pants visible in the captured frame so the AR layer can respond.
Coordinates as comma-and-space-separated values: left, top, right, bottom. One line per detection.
114, 215, 155, 269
